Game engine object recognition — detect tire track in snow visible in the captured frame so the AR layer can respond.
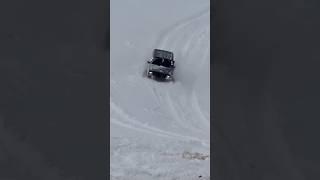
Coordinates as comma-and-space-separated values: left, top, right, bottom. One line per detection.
164, 89, 208, 136
158, 11, 209, 50
155, 8, 210, 50
164, 90, 204, 135
114, 9, 211, 140
111, 5, 210, 151
110, 2, 210, 179
191, 91, 210, 129
148, 9, 210, 138
156, 12, 209, 90
111, 99, 209, 147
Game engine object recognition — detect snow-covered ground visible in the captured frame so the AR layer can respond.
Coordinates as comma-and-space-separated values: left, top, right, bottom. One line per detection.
110, 0, 210, 179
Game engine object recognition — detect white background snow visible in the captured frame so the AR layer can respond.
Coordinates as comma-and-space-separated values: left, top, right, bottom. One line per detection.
110, 0, 210, 179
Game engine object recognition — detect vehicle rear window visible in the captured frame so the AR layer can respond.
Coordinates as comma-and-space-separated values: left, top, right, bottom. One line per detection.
152, 58, 172, 68
162, 59, 172, 67
152, 58, 163, 66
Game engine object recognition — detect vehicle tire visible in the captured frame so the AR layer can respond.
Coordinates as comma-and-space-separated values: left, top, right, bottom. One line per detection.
147, 71, 152, 78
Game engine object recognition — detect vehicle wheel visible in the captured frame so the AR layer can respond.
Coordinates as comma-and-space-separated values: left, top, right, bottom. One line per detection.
147, 71, 151, 78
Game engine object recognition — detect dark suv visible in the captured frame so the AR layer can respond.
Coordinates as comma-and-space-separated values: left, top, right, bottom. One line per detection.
146, 49, 175, 81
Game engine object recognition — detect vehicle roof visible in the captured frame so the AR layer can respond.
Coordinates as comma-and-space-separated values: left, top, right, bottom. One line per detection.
153, 49, 174, 60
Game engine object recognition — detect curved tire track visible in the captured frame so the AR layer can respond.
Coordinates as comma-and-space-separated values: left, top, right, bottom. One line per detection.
110, 4, 210, 179
111, 8, 210, 143
150, 9, 210, 138
111, 100, 209, 146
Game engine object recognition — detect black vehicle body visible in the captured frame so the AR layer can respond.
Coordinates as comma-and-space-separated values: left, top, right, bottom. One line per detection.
146, 49, 175, 81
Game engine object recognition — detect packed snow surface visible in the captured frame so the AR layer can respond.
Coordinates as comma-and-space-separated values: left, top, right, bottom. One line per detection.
110, 0, 210, 179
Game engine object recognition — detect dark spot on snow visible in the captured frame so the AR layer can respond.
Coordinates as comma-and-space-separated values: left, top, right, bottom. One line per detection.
198, 175, 202, 178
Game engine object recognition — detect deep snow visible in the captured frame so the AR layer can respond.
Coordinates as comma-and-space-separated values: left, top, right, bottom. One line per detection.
110, 0, 210, 179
